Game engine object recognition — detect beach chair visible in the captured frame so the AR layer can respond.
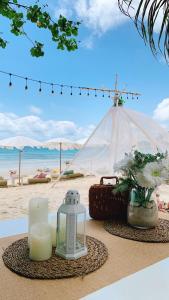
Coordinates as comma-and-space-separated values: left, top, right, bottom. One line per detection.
0, 177, 7, 188
28, 173, 51, 184
60, 172, 84, 180
28, 177, 51, 184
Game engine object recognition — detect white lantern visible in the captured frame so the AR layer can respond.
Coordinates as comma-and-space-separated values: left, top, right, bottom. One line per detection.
56, 190, 87, 259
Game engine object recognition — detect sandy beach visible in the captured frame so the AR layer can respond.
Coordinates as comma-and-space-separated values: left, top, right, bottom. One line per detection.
0, 176, 168, 221
0, 176, 99, 220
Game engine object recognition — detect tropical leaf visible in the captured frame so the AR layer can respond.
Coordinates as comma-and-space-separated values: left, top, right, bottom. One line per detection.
118, 0, 169, 62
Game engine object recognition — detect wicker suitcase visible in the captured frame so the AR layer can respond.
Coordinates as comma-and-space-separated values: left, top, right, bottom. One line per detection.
89, 176, 130, 221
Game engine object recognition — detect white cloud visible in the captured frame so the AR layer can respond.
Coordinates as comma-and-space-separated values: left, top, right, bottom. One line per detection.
0, 112, 95, 141
55, 0, 128, 35
153, 98, 169, 122
29, 105, 42, 115
81, 34, 95, 49
54, 0, 165, 49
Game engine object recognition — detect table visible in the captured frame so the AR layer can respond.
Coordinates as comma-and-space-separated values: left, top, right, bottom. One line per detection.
0, 217, 169, 300
82, 257, 169, 300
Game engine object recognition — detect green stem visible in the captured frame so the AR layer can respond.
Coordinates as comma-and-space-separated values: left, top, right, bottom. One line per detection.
129, 169, 139, 188
145, 188, 154, 202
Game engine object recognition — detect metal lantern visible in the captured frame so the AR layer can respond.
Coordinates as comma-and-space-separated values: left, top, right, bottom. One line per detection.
56, 190, 87, 259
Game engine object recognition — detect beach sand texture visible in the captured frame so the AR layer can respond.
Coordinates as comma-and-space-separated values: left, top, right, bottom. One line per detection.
0, 177, 169, 220
0, 176, 99, 220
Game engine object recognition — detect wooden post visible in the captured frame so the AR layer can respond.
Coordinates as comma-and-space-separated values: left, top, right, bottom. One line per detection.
59, 142, 62, 175
18, 150, 22, 185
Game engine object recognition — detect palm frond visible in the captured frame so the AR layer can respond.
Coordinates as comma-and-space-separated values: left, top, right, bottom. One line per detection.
118, 0, 169, 61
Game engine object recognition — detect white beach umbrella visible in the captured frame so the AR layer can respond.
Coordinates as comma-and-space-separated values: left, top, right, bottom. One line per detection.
43, 138, 82, 174
43, 138, 81, 150
0, 136, 42, 184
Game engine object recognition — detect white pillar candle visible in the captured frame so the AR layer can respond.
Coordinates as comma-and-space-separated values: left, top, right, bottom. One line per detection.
28, 198, 48, 245
50, 216, 57, 247
29, 222, 52, 261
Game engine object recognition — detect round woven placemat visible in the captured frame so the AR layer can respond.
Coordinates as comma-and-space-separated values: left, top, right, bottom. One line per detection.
104, 218, 169, 243
2, 236, 108, 279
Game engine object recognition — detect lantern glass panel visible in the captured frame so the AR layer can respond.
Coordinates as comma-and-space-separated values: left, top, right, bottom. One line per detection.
76, 213, 85, 250
57, 213, 66, 251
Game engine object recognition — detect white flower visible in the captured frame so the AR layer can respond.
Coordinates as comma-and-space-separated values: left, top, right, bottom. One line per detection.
114, 153, 134, 173
136, 173, 152, 189
137, 162, 167, 189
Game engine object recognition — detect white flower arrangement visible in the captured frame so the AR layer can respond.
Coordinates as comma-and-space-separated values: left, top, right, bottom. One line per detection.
114, 150, 168, 206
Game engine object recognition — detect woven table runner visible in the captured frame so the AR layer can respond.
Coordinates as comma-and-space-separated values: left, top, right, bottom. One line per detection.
1, 217, 169, 300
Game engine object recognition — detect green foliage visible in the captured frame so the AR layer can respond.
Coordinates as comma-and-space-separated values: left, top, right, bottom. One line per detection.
130, 151, 165, 173
30, 41, 44, 57
0, 1, 80, 57
118, 96, 125, 106
118, 0, 169, 62
0, 36, 7, 48
113, 177, 133, 193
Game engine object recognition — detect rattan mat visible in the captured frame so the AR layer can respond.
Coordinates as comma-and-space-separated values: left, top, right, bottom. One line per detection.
104, 218, 169, 243
2, 236, 108, 279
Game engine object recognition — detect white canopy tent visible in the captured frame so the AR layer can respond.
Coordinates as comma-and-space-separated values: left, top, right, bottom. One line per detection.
43, 138, 82, 174
68, 106, 169, 176
0, 136, 42, 184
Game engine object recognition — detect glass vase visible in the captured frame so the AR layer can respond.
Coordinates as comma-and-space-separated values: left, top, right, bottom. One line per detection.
127, 189, 158, 229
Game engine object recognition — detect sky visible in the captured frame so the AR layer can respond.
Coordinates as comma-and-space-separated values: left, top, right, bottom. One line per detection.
0, 0, 169, 142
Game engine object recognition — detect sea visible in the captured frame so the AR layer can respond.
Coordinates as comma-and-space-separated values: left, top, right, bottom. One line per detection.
0, 147, 79, 177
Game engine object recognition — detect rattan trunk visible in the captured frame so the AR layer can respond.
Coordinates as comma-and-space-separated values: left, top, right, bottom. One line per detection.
89, 177, 130, 221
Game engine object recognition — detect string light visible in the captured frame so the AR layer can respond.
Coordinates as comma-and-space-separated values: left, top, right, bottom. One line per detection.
25, 77, 28, 90
9, 73, 12, 87
70, 86, 73, 95
60, 85, 63, 95
51, 83, 54, 94
39, 81, 42, 92
0, 69, 141, 100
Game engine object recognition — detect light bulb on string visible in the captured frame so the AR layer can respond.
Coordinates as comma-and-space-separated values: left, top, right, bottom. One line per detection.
9, 73, 12, 87
39, 81, 42, 92
79, 87, 82, 95
87, 88, 90, 96
60, 85, 63, 95
70, 86, 73, 96
51, 83, 54, 94
127, 94, 129, 99
25, 77, 28, 90
102, 90, 105, 98
108, 91, 111, 98
95, 89, 97, 97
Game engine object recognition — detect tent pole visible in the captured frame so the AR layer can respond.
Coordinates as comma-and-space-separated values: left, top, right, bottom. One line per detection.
18, 150, 22, 185
59, 142, 62, 174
